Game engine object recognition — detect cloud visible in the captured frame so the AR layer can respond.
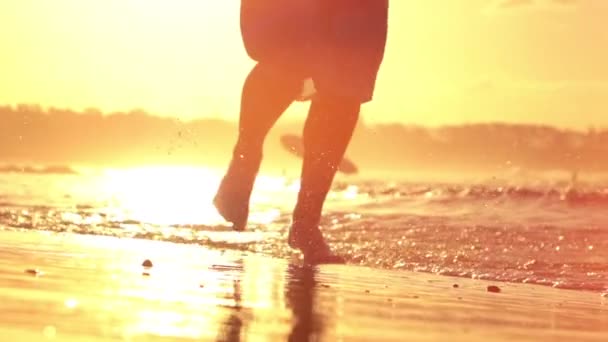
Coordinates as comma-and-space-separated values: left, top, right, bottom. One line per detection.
457, 76, 608, 130
465, 76, 608, 93
466, 78, 497, 93
485, 0, 578, 14
550, 0, 579, 5
496, 0, 535, 9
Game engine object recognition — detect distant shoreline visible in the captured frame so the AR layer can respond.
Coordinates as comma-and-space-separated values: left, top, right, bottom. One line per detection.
0, 165, 78, 175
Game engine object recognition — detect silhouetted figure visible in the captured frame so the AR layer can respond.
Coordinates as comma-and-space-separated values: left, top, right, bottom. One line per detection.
285, 265, 321, 342
214, 0, 389, 264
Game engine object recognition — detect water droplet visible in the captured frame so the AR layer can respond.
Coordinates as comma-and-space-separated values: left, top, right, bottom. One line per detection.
42, 325, 57, 339
64, 298, 78, 309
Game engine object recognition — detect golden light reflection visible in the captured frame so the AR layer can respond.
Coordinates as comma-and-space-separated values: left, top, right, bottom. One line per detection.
110, 246, 291, 340
64, 298, 79, 309
98, 166, 299, 226
242, 257, 284, 310
42, 326, 57, 339
100, 166, 225, 225
109, 245, 230, 339
241, 257, 291, 340
127, 310, 209, 340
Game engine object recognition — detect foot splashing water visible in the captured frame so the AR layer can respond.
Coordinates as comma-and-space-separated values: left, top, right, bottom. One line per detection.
1, 167, 607, 292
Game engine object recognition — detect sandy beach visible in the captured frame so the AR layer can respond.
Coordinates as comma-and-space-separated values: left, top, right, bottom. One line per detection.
2, 0, 608, 340
0, 229, 605, 341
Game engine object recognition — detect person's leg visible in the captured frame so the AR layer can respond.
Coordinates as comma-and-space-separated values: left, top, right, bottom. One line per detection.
214, 62, 303, 230
288, 93, 361, 263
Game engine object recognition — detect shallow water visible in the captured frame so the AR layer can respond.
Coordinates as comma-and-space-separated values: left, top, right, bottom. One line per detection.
1, 166, 607, 292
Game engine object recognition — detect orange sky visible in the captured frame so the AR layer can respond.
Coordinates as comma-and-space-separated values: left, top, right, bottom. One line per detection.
1, 0, 607, 129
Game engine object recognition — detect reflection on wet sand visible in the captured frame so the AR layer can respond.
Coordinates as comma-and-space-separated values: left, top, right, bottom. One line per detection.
0, 231, 606, 342
212, 259, 330, 342
214, 261, 245, 342
286, 265, 320, 342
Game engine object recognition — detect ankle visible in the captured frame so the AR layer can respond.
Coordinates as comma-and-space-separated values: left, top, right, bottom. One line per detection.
288, 224, 325, 245
290, 219, 320, 234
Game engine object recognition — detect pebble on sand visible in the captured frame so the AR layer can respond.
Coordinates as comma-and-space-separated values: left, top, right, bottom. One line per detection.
601, 293, 608, 298
25, 268, 43, 276
142, 259, 153, 267
453, 284, 459, 288
487, 285, 501, 293
142, 272, 151, 277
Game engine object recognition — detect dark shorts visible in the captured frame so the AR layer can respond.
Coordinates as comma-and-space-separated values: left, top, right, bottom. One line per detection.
240, 0, 389, 103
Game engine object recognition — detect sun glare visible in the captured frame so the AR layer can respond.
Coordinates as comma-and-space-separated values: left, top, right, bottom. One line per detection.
98, 166, 295, 227
101, 166, 225, 225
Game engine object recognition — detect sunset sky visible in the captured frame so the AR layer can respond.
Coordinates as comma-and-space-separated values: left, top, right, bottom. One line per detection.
1, 0, 607, 130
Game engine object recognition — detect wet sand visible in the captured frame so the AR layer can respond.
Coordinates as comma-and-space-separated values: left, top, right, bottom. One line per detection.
0, 229, 607, 341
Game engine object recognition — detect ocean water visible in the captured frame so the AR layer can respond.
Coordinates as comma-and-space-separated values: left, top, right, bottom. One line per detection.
1, 166, 607, 292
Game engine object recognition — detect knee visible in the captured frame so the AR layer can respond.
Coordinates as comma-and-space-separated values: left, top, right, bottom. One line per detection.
254, 61, 306, 83
236, 131, 264, 151
315, 94, 361, 122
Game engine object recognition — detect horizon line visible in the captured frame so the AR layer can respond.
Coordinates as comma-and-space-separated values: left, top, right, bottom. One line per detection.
2, 102, 606, 132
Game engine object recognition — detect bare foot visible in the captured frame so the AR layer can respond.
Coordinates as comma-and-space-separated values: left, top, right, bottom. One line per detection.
288, 226, 345, 265
213, 191, 247, 231
213, 174, 250, 231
